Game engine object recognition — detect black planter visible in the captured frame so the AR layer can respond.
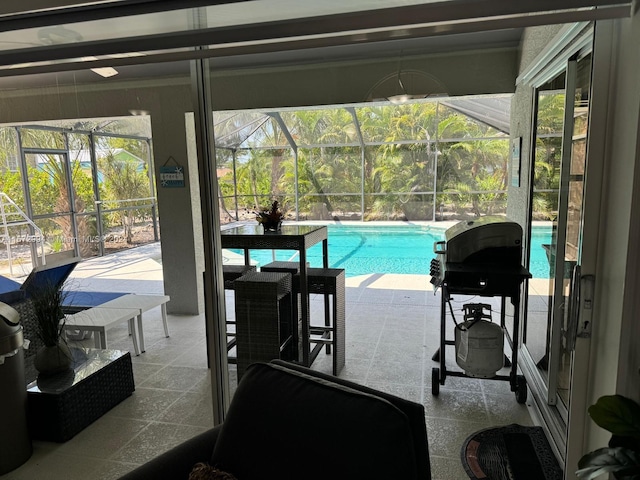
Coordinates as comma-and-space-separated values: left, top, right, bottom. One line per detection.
261, 220, 282, 233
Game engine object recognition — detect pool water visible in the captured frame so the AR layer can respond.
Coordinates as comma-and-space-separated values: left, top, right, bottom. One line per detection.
231, 224, 552, 279
529, 228, 553, 278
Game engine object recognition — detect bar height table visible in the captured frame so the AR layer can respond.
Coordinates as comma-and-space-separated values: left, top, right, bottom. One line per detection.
220, 224, 328, 367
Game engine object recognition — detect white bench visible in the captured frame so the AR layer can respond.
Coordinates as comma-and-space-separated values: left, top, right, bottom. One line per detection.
63, 307, 142, 354
96, 294, 170, 353
63, 294, 170, 355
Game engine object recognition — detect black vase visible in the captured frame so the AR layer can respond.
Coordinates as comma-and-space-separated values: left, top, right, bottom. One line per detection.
262, 220, 282, 233
34, 342, 73, 376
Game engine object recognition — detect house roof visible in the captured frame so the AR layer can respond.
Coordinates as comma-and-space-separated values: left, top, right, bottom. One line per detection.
35, 148, 145, 165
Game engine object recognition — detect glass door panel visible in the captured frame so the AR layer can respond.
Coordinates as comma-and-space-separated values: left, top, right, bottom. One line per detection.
524, 83, 565, 389
522, 52, 594, 464
556, 54, 591, 408
25, 153, 68, 217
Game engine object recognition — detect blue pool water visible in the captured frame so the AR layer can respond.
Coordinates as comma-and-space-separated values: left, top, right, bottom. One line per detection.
232, 224, 552, 279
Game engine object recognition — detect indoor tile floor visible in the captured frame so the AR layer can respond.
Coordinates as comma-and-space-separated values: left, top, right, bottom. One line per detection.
1, 246, 532, 480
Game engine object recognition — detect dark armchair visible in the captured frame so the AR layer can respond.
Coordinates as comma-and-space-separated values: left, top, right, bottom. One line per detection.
120, 360, 431, 479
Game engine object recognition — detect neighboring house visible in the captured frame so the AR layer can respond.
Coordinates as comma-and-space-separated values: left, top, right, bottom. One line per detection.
34, 148, 146, 183
216, 167, 232, 178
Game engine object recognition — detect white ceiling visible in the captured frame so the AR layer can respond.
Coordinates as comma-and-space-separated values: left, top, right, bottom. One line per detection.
0, 0, 631, 88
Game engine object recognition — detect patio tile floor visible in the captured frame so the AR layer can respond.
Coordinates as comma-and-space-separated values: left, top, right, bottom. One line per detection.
2, 243, 532, 480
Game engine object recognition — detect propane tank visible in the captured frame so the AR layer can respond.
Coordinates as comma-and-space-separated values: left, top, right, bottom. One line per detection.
454, 304, 504, 378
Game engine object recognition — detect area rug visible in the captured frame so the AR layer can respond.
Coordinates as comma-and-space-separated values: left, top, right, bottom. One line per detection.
461, 424, 563, 480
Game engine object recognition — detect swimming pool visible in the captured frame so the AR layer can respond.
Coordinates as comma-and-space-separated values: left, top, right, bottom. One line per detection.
230, 224, 552, 279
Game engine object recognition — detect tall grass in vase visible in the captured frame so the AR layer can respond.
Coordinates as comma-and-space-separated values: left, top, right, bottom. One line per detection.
30, 282, 72, 375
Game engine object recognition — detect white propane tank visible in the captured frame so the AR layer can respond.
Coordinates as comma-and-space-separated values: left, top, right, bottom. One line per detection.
455, 320, 504, 378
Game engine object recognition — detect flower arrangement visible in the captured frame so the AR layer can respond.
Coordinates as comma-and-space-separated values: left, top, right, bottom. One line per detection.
256, 200, 284, 232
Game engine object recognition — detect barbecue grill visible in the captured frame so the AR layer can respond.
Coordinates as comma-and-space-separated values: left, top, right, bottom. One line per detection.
430, 215, 523, 293
429, 216, 531, 402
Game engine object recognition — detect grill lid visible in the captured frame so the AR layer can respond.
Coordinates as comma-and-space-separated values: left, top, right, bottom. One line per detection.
442, 216, 522, 264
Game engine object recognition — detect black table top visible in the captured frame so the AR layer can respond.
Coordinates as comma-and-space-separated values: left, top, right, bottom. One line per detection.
221, 223, 326, 237
220, 224, 328, 250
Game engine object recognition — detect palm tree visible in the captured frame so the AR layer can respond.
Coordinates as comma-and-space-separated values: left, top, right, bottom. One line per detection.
533, 92, 565, 219
211, 101, 515, 222
368, 103, 437, 219
285, 109, 359, 213
235, 149, 272, 209
99, 151, 151, 244
436, 108, 509, 217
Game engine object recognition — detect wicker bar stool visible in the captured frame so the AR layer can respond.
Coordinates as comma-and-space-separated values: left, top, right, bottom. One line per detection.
259, 262, 305, 361
222, 264, 257, 290
222, 265, 257, 361
233, 271, 296, 379
260, 261, 345, 375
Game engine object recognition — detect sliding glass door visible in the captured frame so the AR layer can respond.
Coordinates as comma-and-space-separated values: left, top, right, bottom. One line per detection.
521, 49, 600, 472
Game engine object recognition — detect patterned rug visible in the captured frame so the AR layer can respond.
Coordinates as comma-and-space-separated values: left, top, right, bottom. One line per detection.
461, 424, 563, 480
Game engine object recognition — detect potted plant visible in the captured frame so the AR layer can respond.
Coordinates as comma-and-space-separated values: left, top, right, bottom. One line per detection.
576, 394, 640, 479
256, 200, 284, 232
30, 281, 72, 375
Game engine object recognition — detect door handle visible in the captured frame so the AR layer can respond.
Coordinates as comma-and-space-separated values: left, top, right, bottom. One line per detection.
433, 241, 446, 255
577, 274, 595, 339
567, 265, 581, 352
568, 266, 595, 351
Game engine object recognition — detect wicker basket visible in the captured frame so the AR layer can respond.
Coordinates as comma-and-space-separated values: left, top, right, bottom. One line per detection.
10, 296, 44, 359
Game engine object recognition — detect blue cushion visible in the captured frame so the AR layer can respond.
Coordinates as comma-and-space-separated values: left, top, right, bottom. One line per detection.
21, 259, 79, 297
0, 289, 26, 304
0, 275, 21, 294
62, 290, 128, 309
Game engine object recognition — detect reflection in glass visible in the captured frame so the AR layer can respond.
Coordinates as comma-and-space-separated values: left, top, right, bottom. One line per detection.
525, 83, 565, 381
